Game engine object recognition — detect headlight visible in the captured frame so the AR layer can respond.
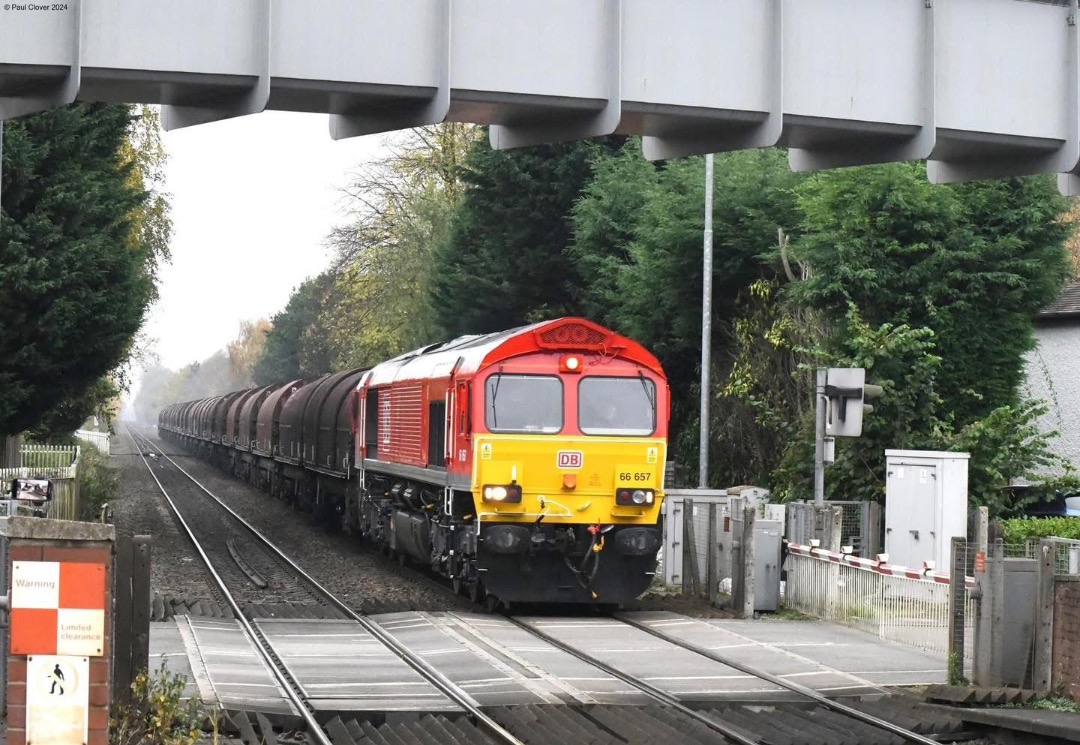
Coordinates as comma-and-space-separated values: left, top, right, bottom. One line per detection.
483, 484, 523, 503
615, 488, 654, 506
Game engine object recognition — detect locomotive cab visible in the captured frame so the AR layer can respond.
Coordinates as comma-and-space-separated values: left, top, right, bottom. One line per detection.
471, 354, 667, 604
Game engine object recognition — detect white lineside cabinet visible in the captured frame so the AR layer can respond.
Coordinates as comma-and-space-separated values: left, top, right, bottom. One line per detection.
884, 450, 970, 570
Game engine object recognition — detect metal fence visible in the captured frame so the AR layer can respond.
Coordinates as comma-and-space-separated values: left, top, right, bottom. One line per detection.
1004, 539, 1080, 575
784, 548, 976, 664
75, 429, 110, 456
661, 490, 730, 592
786, 500, 882, 557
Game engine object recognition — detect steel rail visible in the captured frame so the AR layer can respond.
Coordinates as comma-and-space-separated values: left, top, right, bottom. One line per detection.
133, 428, 526, 745
616, 614, 941, 745
504, 616, 761, 745
125, 428, 332, 745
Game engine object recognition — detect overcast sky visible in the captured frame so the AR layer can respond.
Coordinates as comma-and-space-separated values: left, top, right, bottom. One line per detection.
141, 111, 385, 373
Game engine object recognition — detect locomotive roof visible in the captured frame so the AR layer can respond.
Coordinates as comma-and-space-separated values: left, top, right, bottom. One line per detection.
361, 317, 664, 387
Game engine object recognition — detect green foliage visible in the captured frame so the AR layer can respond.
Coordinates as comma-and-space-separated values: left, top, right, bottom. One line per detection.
29, 376, 122, 440
1002, 696, 1080, 713
251, 272, 336, 385
770, 304, 1078, 515
430, 133, 625, 337
789, 163, 1072, 428
570, 143, 806, 483
110, 663, 207, 745
717, 278, 817, 486
322, 125, 481, 368
947, 652, 969, 686
772, 305, 944, 502
767, 164, 1074, 513
940, 401, 1080, 516
246, 137, 1074, 519
1001, 516, 1080, 543
77, 445, 118, 522
0, 103, 168, 436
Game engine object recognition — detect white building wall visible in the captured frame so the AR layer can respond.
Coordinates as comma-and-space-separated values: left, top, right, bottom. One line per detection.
1024, 322, 1080, 474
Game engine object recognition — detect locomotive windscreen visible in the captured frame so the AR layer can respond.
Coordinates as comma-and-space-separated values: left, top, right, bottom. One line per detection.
578, 376, 656, 436
485, 374, 563, 434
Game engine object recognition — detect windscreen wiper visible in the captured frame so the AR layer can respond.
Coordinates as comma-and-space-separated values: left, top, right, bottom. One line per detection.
489, 373, 502, 427
637, 371, 655, 411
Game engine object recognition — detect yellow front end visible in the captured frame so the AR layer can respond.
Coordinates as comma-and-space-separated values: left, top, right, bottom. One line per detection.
472, 434, 666, 525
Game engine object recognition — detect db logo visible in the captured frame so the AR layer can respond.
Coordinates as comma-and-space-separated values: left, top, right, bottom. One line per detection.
557, 451, 583, 469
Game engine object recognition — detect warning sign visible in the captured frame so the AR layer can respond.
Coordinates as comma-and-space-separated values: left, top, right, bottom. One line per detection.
26, 655, 89, 745
11, 562, 106, 657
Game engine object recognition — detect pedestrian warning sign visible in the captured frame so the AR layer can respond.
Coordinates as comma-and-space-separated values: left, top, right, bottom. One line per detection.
26, 655, 89, 745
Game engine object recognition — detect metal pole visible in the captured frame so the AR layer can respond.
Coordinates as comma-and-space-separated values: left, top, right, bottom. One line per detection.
814, 367, 826, 505
698, 153, 714, 488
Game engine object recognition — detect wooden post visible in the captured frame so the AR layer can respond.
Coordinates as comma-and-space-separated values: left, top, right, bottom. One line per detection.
112, 535, 133, 706
741, 505, 756, 619
974, 507, 989, 553
864, 502, 882, 558
973, 540, 990, 685
730, 497, 743, 610
1033, 538, 1055, 696
988, 538, 1005, 686
823, 507, 842, 617
948, 536, 967, 683
132, 536, 152, 682
0, 434, 20, 468
827, 507, 843, 552
111, 535, 151, 706
707, 502, 718, 605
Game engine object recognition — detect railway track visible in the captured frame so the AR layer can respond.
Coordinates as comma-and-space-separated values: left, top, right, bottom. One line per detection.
126, 427, 525, 745
130, 426, 984, 745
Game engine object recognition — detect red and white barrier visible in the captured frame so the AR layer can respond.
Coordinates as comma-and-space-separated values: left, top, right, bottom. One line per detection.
787, 543, 975, 588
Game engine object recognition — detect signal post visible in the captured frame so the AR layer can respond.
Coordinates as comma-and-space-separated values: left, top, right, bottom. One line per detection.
814, 367, 883, 504
4, 516, 114, 745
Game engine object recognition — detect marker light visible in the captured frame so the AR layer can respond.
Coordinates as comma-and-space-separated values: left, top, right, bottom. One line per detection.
615, 488, 654, 506
482, 484, 523, 503
559, 355, 583, 373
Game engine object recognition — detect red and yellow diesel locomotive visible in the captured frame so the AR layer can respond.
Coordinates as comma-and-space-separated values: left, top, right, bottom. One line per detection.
159, 317, 669, 606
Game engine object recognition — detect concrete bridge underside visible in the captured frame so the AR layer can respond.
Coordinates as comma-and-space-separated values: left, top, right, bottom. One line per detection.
3, 0, 1080, 193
